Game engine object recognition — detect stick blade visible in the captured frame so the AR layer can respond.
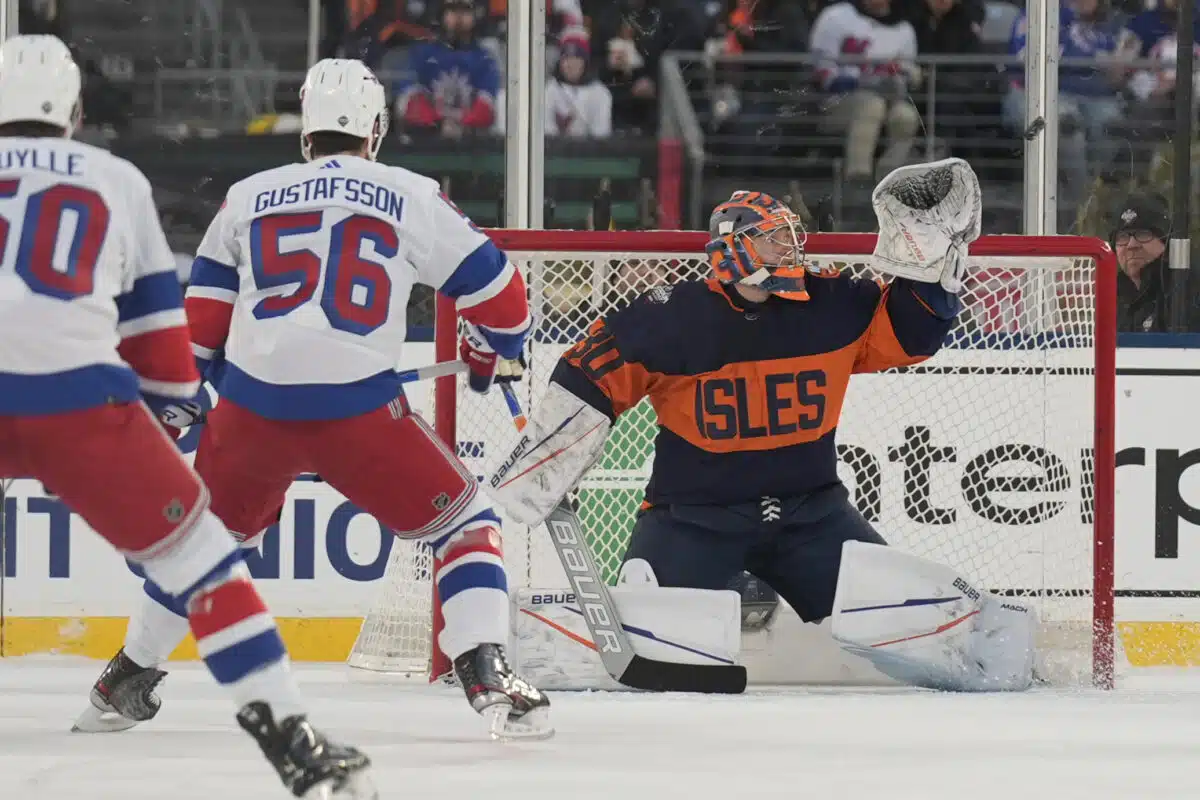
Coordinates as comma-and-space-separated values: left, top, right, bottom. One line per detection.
620, 656, 747, 694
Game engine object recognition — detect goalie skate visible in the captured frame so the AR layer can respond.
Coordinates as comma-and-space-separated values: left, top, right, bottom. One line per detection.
453, 644, 554, 740
72, 649, 168, 733
237, 701, 377, 800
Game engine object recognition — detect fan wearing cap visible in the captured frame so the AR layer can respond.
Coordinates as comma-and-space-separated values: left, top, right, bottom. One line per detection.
395, 0, 499, 137
486, 160, 1044, 693
546, 29, 612, 138
1111, 191, 1199, 333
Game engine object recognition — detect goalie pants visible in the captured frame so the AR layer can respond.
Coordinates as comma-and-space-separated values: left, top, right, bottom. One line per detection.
622, 483, 885, 622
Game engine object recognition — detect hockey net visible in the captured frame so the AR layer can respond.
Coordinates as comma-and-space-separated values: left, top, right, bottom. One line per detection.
349, 231, 1117, 688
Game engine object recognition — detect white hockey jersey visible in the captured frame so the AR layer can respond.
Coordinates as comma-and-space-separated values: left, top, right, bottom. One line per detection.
809, 2, 917, 92
0, 137, 198, 415
186, 154, 530, 421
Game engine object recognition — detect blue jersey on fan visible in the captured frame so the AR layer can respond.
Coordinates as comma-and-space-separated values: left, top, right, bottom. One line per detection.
1009, 6, 1119, 97
395, 41, 499, 119
1122, 3, 1200, 56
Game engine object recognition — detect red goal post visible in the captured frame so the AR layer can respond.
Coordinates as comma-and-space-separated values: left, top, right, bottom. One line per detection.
398, 230, 1117, 688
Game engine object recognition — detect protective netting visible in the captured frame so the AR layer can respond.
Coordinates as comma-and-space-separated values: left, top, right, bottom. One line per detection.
350, 237, 1111, 684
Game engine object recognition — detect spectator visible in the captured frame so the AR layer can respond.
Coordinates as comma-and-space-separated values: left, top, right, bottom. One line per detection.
591, 0, 705, 133
721, 0, 812, 53
905, 0, 987, 152
546, 30, 613, 138
1119, 0, 1200, 59
810, 0, 920, 220
1125, 23, 1200, 136
1111, 192, 1199, 332
483, 0, 584, 43
907, 0, 980, 53
707, 0, 813, 129
492, 29, 614, 137
340, 0, 437, 73
395, 0, 499, 139
1003, 0, 1122, 222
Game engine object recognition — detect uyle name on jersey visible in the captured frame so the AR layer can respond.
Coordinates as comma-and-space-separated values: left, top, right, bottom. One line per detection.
0, 145, 83, 176
253, 175, 404, 223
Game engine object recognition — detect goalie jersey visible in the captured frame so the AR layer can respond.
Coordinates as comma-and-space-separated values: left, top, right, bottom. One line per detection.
551, 275, 957, 507
0, 138, 198, 415
185, 156, 530, 420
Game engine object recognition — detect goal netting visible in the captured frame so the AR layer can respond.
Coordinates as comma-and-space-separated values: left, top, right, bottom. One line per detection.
348, 231, 1117, 687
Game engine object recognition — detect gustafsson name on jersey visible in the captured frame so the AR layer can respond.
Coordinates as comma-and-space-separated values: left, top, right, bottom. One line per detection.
254, 176, 403, 222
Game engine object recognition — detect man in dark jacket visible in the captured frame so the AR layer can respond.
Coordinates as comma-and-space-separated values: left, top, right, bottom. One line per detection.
1112, 191, 1200, 332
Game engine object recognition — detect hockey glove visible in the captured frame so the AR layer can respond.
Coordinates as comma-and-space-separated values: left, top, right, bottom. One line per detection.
495, 352, 527, 385
460, 321, 502, 393
159, 400, 207, 430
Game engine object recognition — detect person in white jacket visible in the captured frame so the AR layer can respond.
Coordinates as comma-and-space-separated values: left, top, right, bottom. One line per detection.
493, 29, 612, 138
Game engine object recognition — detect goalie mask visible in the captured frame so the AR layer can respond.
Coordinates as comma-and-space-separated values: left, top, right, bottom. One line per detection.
705, 191, 812, 301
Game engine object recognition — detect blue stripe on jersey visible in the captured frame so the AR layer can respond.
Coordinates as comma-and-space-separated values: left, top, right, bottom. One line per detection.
189, 256, 240, 292
437, 561, 508, 603
0, 364, 140, 414
142, 577, 189, 618
203, 629, 289, 685
115, 271, 185, 324
428, 508, 503, 552
218, 361, 405, 421
438, 240, 507, 300
481, 328, 526, 360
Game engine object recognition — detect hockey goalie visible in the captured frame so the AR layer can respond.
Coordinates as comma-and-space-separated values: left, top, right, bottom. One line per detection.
489, 159, 1041, 693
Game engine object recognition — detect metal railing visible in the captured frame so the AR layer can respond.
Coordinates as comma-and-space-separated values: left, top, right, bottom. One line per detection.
227, 6, 275, 120
661, 50, 1189, 228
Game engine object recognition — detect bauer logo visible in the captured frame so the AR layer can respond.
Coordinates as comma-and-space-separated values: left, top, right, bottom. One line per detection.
548, 515, 626, 655
952, 577, 981, 603
530, 592, 576, 605
490, 434, 531, 489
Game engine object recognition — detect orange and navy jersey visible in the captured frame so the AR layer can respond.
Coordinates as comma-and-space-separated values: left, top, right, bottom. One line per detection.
550, 274, 958, 507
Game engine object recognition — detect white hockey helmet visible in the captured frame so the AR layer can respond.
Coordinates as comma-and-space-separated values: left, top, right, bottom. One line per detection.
0, 35, 81, 134
299, 58, 389, 162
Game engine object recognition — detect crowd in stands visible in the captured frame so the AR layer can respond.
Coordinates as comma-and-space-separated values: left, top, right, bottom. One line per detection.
318, 0, 1200, 230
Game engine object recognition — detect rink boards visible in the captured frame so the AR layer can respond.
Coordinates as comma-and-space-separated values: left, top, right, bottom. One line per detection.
5, 344, 1200, 666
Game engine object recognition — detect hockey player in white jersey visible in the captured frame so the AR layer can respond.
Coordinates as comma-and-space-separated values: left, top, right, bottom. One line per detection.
82, 58, 552, 740
0, 36, 374, 797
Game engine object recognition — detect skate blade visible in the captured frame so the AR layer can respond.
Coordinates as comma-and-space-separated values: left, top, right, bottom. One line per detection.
71, 703, 140, 733
485, 705, 555, 742
302, 769, 378, 800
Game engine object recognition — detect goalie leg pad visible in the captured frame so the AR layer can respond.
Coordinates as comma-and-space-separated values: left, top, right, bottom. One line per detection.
434, 522, 510, 661
830, 541, 1037, 692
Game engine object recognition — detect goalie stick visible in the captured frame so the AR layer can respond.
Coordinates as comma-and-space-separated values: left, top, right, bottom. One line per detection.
496, 382, 747, 695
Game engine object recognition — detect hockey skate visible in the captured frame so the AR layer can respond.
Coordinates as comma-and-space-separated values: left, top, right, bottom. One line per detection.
453, 643, 554, 740
72, 648, 168, 733
237, 701, 376, 799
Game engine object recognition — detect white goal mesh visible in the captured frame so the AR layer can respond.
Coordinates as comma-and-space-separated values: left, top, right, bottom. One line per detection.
349, 231, 1116, 687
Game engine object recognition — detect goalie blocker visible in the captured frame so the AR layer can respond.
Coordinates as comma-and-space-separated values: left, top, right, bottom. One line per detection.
491, 159, 1040, 692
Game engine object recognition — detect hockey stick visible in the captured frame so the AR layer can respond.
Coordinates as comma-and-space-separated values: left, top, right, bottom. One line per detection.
496, 383, 747, 694
395, 359, 468, 384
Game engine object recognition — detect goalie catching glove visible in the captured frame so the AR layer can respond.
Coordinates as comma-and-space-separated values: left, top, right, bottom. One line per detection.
871, 157, 981, 293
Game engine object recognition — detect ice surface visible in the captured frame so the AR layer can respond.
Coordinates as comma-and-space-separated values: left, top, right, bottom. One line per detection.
2, 659, 1199, 800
